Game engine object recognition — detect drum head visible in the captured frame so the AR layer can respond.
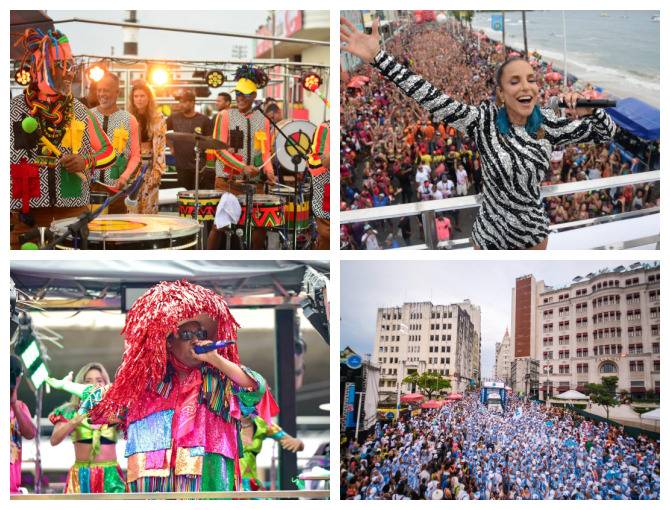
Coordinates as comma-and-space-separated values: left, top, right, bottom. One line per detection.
50, 214, 200, 249
274, 120, 316, 173
178, 190, 221, 201
236, 194, 282, 206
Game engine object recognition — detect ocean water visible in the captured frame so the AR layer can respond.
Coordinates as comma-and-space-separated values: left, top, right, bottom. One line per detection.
470, 10, 660, 107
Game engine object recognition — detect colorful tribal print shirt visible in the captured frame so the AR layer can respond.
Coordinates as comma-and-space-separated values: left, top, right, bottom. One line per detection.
10, 95, 116, 211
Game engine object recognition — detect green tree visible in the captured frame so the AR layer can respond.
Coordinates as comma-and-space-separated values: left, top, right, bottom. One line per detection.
587, 376, 619, 421
402, 372, 420, 392
404, 371, 451, 399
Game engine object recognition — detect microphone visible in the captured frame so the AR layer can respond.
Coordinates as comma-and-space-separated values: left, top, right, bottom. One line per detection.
124, 163, 149, 209
548, 96, 617, 109
21, 116, 62, 156
193, 340, 236, 354
124, 184, 141, 209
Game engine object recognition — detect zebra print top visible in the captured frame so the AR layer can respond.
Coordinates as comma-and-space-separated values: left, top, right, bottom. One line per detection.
372, 50, 618, 249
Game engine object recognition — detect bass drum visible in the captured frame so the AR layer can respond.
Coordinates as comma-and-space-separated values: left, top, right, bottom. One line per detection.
274, 119, 316, 173
178, 190, 221, 222
50, 214, 200, 250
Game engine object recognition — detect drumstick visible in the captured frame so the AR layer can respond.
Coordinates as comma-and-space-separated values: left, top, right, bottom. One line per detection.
256, 151, 277, 170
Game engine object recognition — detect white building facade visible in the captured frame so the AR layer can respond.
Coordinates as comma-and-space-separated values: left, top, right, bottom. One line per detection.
373, 301, 480, 403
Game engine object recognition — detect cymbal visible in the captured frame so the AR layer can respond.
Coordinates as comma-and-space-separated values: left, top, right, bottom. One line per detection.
166, 132, 228, 150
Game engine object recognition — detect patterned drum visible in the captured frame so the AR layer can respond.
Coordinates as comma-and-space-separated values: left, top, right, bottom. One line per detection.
50, 214, 200, 250
268, 185, 312, 231
236, 194, 284, 228
178, 190, 221, 222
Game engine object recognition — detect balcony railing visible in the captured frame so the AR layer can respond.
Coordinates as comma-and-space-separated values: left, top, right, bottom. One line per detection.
341, 172, 660, 250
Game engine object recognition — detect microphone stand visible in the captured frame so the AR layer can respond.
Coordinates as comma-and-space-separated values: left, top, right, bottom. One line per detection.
43, 164, 148, 250
251, 103, 311, 249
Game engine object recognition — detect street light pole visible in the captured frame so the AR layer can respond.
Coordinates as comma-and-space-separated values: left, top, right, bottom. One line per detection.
396, 360, 405, 420
355, 391, 364, 440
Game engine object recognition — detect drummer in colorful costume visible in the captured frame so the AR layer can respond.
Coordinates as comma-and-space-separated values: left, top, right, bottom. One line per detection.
47, 362, 126, 493
90, 72, 141, 213
209, 66, 275, 249
82, 280, 278, 492
10, 28, 116, 249
308, 121, 330, 250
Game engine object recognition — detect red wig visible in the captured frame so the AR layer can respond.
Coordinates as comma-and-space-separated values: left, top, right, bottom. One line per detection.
89, 280, 240, 424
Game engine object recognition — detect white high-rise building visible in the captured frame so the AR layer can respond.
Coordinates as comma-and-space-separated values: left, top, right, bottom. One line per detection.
372, 301, 480, 404
494, 328, 512, 385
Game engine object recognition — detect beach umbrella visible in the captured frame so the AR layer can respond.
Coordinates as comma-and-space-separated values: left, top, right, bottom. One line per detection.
640, 408, 660, 421
447, 392, 463, 400
352, 75, 370, 83
421, 399, 442, 409
556, 390, 589, 400
346, 78, 365, 89
400, 392, 425, 404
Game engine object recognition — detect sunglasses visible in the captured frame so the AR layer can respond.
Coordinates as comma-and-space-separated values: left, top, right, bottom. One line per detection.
169, 327, 208, 342
235, 91, 254, 98
54, 60, 77, 74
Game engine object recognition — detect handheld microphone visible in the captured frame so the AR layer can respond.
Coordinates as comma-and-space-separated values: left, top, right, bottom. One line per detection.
548, 96, 617, 109
193, 340, 236, 354
124, 163, 149, 209
124, 184, 141, 209
21, 116, 62, 156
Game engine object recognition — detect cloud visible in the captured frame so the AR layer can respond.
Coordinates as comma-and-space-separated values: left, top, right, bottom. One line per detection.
341, 260, 646, 377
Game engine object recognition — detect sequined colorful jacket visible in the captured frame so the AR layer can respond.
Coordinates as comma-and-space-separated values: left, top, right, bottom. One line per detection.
114, 364, 275, 487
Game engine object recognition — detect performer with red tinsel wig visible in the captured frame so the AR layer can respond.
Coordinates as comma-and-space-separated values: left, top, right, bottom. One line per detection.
59, 280, 278, 492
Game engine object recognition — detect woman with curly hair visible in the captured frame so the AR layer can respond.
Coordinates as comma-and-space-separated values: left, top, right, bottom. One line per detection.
128, 80, 166, 214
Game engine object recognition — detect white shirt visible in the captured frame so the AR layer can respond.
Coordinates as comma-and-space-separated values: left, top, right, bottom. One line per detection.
436, 179, 454, 196
362, 232, 380, 250
456, 168, 468, 185
415, 165, 431, 185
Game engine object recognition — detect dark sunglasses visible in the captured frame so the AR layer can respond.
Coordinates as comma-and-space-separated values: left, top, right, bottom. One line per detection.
169, 327, 208, 342
235, 91, 254, 98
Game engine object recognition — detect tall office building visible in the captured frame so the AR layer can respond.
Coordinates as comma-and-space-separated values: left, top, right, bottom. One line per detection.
373, 301, 480, 403
494, 328, 512, 385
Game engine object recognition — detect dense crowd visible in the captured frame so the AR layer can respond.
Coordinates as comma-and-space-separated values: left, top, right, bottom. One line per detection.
340, 22, 658, 249
341, 394, 660, 499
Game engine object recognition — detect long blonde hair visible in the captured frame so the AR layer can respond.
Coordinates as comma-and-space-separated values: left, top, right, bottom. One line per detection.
67, 362, 111, 410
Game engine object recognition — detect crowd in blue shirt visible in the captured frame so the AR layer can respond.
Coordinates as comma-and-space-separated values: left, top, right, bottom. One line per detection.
341, 394, 659, 500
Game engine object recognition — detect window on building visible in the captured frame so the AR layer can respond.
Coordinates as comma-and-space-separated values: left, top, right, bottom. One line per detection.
629, 360, 644, 372
599, 361, 617, 373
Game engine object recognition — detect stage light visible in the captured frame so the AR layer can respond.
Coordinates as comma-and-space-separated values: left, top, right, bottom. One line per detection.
14, 66, 31, 86
14, 313, 49, 391
149, 66, 170, 87
205, 70, 225, 88
88, 65, 106, 82
301, 72, 322, 92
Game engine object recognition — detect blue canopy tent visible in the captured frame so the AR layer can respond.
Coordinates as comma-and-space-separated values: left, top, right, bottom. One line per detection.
607, 97, 660, 141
